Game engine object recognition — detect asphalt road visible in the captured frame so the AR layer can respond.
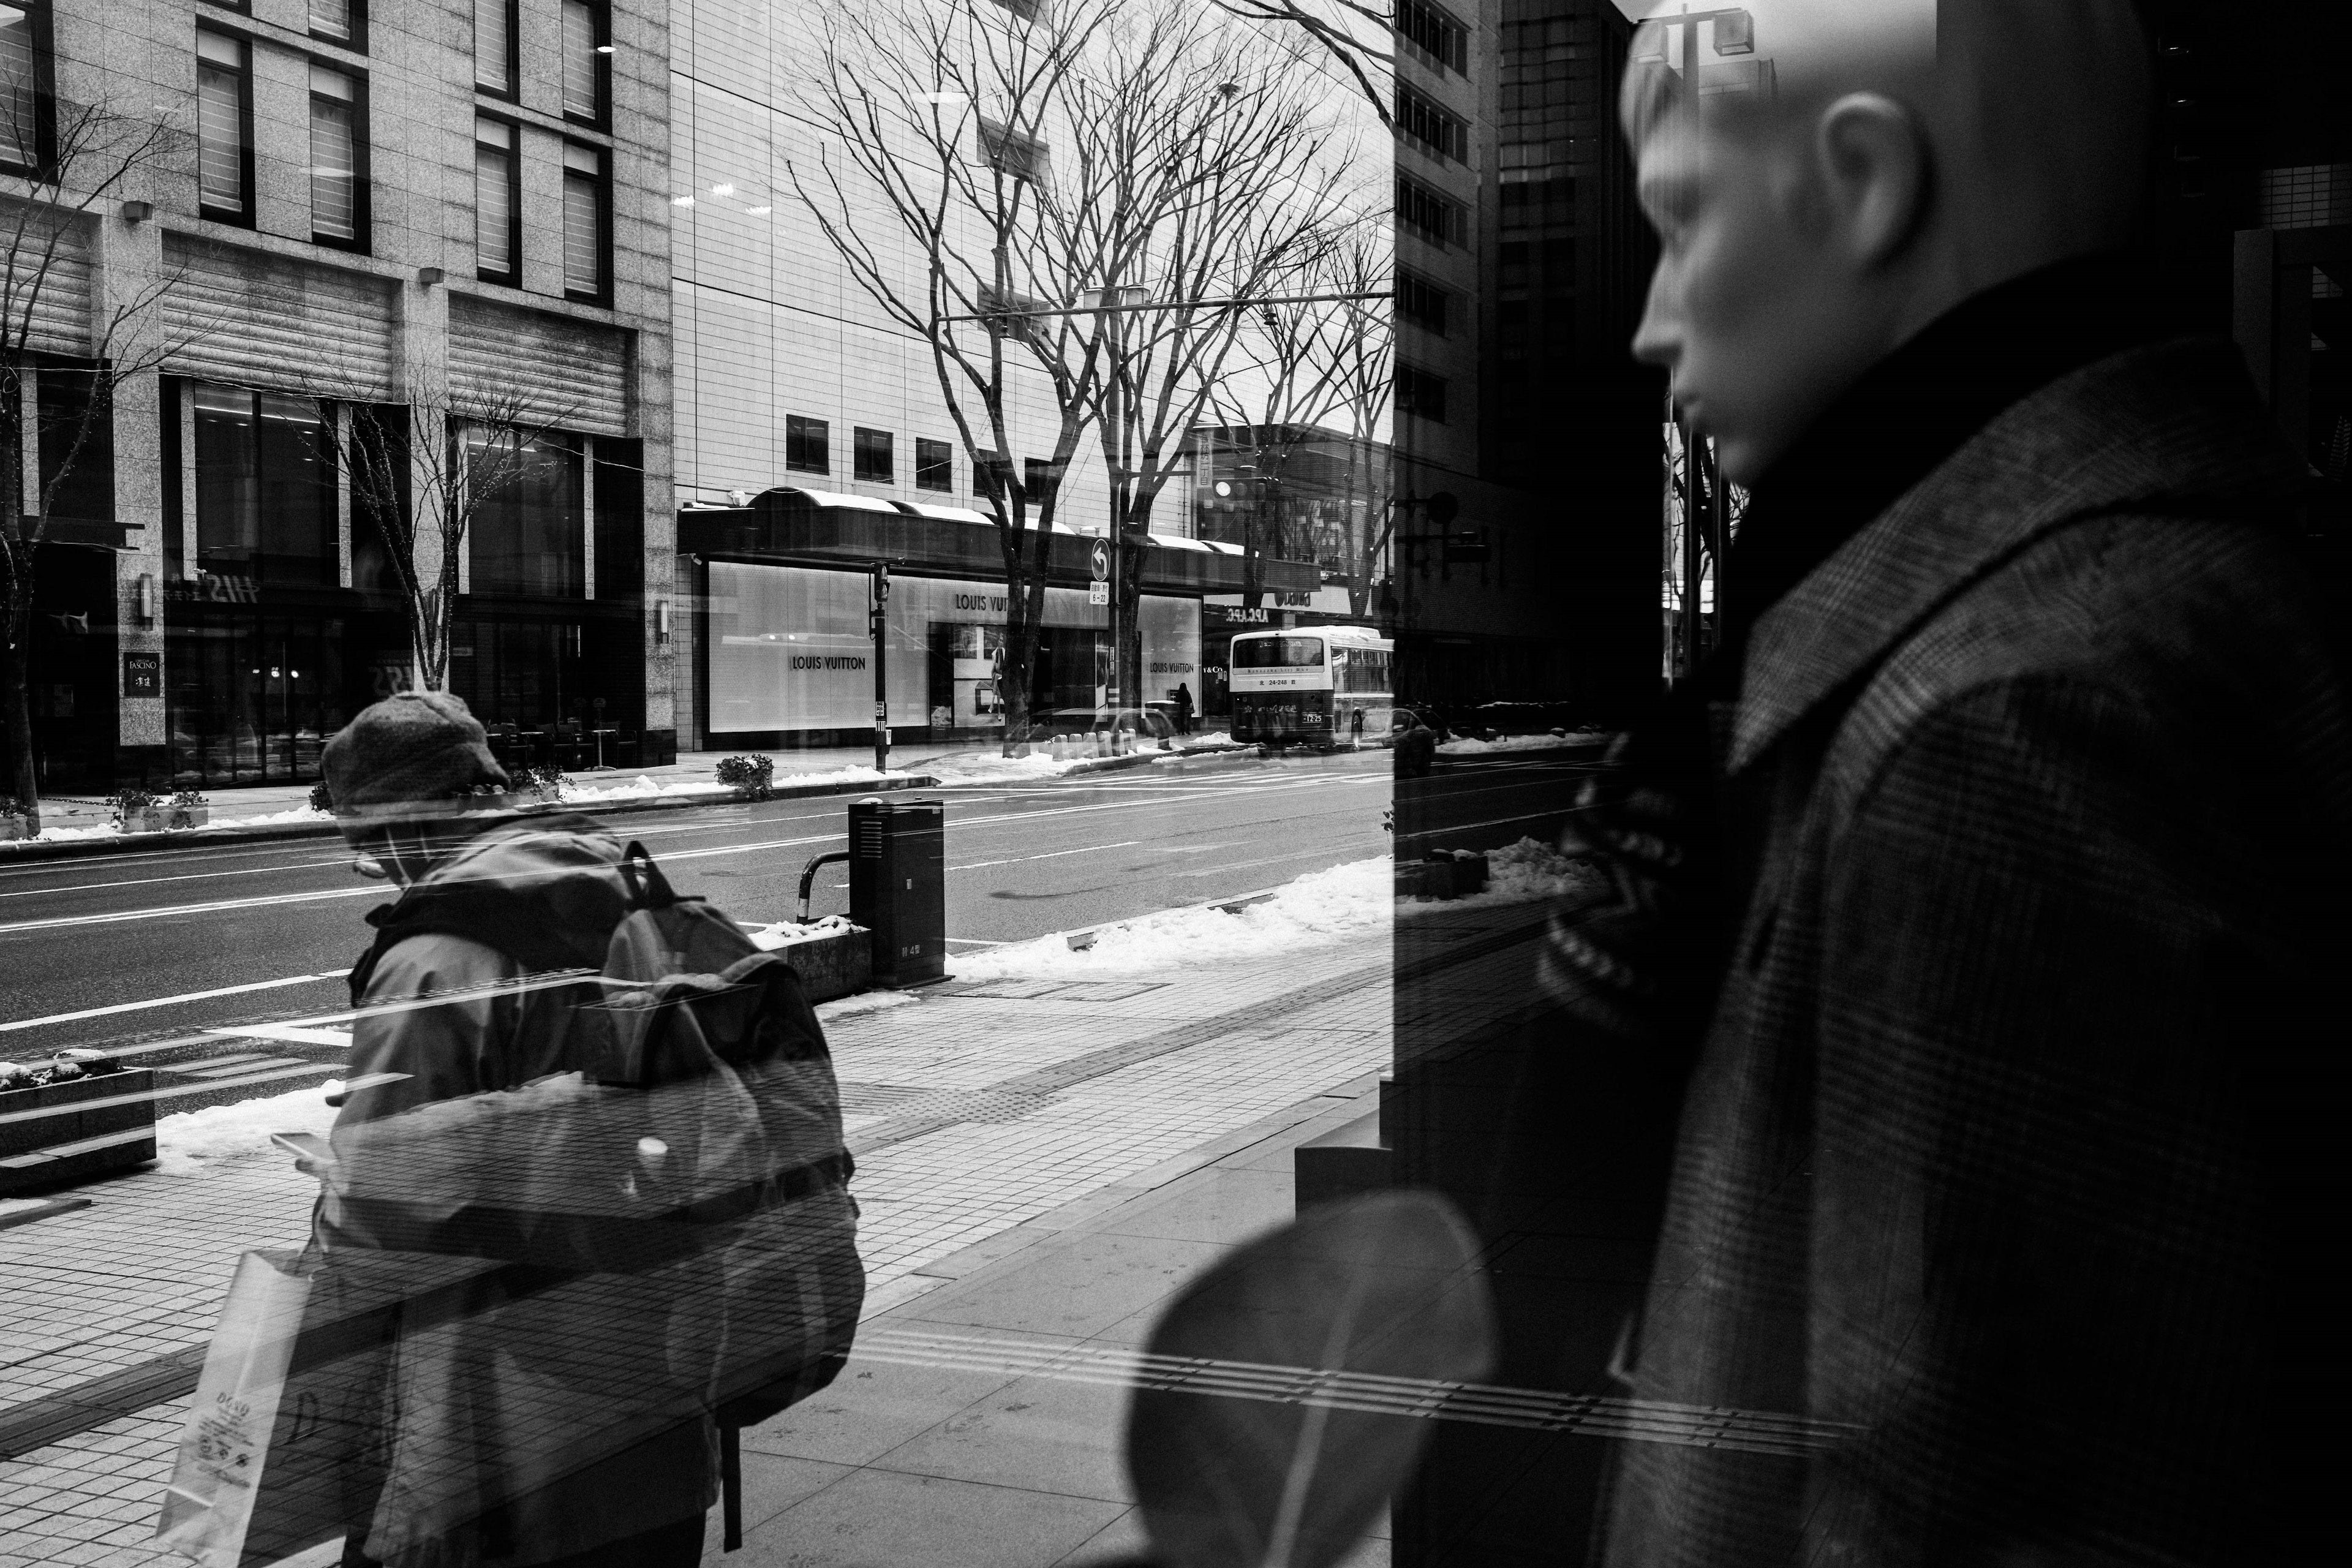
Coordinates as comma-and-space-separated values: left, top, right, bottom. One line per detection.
0, 742, 1599, 1109
0, 751, 1383, 1059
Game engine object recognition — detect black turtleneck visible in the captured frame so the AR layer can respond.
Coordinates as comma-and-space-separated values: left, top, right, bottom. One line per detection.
1716, 251, 2165, 660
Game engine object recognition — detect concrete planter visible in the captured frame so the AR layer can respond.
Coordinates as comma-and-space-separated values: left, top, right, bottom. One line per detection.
762, 925, 873, 1004
116, 807, 166, 835
167, 804, 211, 831
0, 813, 29, 842
0, 1070, 158, 1194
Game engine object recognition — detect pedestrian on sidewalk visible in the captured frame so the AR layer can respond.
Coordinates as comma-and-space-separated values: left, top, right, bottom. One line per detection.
1173, 681, 1194, 735
294, 691, 861, 1568
1545, 4, 2348, 1565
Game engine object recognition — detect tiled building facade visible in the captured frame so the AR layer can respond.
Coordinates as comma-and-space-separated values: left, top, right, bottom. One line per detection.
6, 0, 674, 793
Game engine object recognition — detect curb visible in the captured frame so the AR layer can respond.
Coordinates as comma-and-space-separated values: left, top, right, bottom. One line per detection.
1041, 742, 1267, 778
0, 774, 942, 865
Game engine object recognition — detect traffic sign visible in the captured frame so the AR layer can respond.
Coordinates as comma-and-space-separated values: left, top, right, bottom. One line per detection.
1089, 538, 1110, 581
1088, 581, 1109, 605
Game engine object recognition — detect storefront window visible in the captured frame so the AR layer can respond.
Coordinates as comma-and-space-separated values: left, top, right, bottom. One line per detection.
164, 612, 350, 786
192, 383, 336, 589
467, 429, 583, 597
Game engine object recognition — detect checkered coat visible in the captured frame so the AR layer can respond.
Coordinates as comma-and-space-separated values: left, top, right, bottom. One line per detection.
1602, 341, 2350, 1567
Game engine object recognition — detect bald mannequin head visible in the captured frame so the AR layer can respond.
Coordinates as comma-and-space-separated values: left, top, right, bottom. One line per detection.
1621, 0, 2153, 480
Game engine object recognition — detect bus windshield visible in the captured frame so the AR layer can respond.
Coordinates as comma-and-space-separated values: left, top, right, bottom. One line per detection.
1232, 636, 1325, 668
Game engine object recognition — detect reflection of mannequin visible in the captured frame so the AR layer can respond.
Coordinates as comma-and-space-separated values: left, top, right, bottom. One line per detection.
1581, 5, 2340, 1568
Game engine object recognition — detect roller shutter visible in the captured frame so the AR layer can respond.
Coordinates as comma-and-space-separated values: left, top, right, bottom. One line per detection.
448, 293, 629, 437
2, 202, 94, 356
160, 234, 396, 399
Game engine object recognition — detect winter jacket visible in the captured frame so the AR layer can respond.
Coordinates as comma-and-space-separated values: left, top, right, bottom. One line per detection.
322, 818, 717, 1568
1600, 341, 2350, 1566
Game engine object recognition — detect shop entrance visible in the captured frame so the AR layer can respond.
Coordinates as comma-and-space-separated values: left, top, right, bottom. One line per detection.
165, 611, 354, 787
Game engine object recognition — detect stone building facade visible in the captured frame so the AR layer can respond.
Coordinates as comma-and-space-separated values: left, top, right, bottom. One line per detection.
5, 0, 674, 793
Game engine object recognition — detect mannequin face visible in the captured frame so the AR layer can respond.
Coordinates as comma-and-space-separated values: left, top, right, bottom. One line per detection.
1619, 0, 2150, 484
1627, 113, 1911, 483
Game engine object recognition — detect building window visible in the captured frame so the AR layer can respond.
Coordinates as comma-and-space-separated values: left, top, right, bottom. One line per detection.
978, 117, 1049, 184
1398, 271, 1450, 335
469, 428, 584, 598
1396, 87, 1465, 162
561, 141, 608, 300
196, 30, 252, 222
1398, 0, 1466, 74
560, 0, 606, 123
1023, 457, 1060, 496
1396, 365, 1448, 423
1395, 174, 1461, 247
309, 64, 362, 246
474, 0, 514, 95
308, 0, 356, 46
987, 0, 1041, 20
786, 415, 829, 474
853, 427, 894, 483
474, 117, 518, 281
1, 0, 52, 172
192, 383, 336, 587
915, 437, 954, 492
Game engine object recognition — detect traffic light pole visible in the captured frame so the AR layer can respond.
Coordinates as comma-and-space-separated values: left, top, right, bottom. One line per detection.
872, 560, 890, 772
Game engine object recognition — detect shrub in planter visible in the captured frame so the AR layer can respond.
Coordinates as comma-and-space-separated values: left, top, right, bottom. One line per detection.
309, 780, 335, 813
111, 788, 165, 834
0, 794, 31, 842
516, 764, 570, 804
166, 789, 211, 830
715, 754, 775, 800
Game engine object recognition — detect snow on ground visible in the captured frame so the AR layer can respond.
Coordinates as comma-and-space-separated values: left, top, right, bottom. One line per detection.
1429, 836, 1608, 910
1437, 731, 1607, 755
950, 857, 1394, 981
155, 1082, 341, 1177
739, 913, 861, 951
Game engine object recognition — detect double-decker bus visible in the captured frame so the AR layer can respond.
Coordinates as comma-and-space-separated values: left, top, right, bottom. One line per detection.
1227, 625, 1395, 747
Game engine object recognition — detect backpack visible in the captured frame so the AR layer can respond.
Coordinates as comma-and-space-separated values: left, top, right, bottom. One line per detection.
334, 829, 864, 1436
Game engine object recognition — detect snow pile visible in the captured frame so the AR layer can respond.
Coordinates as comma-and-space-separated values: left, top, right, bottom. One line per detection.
924, 750, 1074, 786
739, 913, 861, 951
155, 1082, 339, 1177
1434, 836, 1607, 909
562, 765, 918, 803
1437, 731, 1607, 755
951, 856, 1392, 981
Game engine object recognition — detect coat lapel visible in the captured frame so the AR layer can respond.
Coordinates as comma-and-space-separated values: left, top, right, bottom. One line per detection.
1728, 339, 2306, 777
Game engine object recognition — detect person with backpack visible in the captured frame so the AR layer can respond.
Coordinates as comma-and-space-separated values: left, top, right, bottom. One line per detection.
300, 692, 862, 1568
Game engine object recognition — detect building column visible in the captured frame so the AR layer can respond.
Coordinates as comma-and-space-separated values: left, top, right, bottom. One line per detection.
94, 205, 168, 783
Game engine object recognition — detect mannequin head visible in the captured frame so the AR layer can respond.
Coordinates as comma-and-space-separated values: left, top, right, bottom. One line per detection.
1621, 0, 2153, 481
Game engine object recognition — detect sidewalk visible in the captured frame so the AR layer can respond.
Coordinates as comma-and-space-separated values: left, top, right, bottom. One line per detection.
13, 737, 1257, 856
0, 912, 1395, 1566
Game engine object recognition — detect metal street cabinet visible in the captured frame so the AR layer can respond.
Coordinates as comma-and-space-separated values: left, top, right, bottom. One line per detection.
850, 796, 947, 987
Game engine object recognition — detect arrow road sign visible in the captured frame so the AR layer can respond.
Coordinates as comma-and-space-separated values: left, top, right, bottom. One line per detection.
1089, 538, 1110, 581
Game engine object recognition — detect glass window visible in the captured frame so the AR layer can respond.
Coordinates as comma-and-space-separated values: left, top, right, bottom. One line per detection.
475, 116, 516, 280
976, 116, 1049, 184
560, 0, 603, 121
468, 428, 584, 598
853, 427, 894, 483
192, 383, 334, 587
309, 64, 359, 244
1, 0, 47, 170
786, 415, 828, 473
474, 0, 513, 93
1234, 635, 1326, 668
309, 0, 351, 43
195, 30, 248, 218
562, 141, 606, 298
915, 437, 953, 492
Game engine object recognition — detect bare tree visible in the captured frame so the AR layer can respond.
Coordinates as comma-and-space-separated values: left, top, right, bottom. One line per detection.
1045, 5, 1359, 704
2, 94, 194, 832
791, 0, 1119, 742
306, 364, 586, 693
1215, 0, 1394, 130
1205, 216, 1394, 617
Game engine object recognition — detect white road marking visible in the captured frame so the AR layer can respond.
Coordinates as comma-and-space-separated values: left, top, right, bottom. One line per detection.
0, 971, 349, 1033
202, 1024, 355, 1048
951, 840, 1144, 872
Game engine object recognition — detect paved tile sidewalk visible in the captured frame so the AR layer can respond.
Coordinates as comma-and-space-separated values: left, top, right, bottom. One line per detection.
0, 926, 1392, 1566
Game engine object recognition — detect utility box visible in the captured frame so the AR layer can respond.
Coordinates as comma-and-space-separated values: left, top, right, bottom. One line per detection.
850, 797, 947, 987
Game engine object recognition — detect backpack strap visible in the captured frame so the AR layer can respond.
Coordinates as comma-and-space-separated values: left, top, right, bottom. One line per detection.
616, 841, 682, 911
346, 873, 626, 1005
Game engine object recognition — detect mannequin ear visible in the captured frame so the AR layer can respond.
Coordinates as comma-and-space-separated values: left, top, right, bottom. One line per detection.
1814, 92, 1930, 269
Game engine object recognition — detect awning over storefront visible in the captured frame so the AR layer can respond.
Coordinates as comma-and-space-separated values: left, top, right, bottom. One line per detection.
678, 487, 1317, 597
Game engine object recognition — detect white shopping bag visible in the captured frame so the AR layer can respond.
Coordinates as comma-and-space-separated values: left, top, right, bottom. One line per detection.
154, 1250, 314, 1566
